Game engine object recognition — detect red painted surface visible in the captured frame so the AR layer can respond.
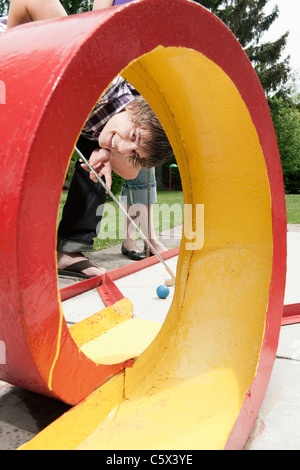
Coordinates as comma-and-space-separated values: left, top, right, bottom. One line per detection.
97, 273, 124, 307
59, 275, 104, 303
59, 247, 179, 303
282, 303, 300, 326
0, 0, 286, 446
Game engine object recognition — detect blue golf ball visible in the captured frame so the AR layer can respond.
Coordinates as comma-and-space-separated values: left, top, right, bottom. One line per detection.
156, 285, 170, 299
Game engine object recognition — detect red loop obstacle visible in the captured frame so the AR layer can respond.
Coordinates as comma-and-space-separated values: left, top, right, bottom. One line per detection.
0, 0, 287, 449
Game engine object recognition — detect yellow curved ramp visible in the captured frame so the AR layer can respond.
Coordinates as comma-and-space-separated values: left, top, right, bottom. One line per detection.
20, 41, 281, 450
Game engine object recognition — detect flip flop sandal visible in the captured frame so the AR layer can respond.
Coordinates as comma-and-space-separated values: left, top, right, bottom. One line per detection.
58, 259, 102, 279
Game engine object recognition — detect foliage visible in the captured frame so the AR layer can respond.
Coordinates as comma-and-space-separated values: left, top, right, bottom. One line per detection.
268, 97, 300, 193
109, 172, 124, 198
285, 195, 300, 223
194, 0, 290, 96
0, 0, 9, 15
193, 1, 300, 194
161, 156, 182, 192
59, 0, 92, 15
93, 190, 184, 251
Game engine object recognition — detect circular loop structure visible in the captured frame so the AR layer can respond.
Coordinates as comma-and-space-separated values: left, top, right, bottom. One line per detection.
0, 0, 286, 449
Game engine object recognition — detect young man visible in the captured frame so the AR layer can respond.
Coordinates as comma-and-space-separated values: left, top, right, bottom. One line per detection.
1, 2, 173, 278
57, 78, 172, 278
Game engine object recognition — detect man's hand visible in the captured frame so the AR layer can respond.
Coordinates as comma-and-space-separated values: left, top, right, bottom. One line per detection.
81, 148, 112, 190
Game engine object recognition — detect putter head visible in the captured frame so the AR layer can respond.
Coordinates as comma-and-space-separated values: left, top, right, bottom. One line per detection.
164, 266, 176, 287
164, 266, 176, 286
165, 277, 176, 287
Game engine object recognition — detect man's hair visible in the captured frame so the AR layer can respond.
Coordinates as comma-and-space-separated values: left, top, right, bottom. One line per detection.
126, 96, 173, 168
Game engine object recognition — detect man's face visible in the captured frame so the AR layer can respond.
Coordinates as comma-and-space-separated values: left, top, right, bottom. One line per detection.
98, 109, 151, 161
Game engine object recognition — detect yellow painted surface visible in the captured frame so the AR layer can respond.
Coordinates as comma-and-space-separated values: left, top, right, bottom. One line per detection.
19, 374, 124, 451
48, 304, 64, 390
81, 318, 162, 364
79, 47, 272, 449
69, 298, 133, 347
77, 368, 241, 450
122, 47, 272, 400
19, 46, 273, 450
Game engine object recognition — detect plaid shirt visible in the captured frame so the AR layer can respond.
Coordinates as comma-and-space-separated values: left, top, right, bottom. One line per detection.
81, 76, 137, 141
0, 16, 7, 33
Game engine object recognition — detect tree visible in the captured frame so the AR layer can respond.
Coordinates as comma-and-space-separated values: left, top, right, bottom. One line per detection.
59, 0, 92, 15
0, 0, 9, 15
194, 0, 290, 96
268, 97, 300, 193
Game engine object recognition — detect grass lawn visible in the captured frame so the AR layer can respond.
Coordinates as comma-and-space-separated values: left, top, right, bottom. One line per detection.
58, 191, 299, 251
58, 190, 184, 251
286, 194, 300, 224
94, 190, 184, 250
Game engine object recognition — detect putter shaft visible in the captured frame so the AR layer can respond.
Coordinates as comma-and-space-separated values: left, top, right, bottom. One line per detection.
74, 147, 175, 275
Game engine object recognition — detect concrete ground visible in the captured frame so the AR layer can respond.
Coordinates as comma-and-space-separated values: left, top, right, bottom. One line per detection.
245, 224, 300, 450
0, 225, 299, 450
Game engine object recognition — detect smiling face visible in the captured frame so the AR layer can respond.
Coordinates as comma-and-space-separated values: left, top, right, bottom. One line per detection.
98, 109, 152, 161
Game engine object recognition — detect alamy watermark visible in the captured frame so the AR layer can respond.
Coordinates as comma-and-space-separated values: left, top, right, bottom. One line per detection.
96, 201, 204, 251
0, 80, 6, 104
0, 340, 6, 365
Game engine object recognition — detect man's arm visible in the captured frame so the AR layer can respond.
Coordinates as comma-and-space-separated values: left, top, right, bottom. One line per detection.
93, 0, 114, 10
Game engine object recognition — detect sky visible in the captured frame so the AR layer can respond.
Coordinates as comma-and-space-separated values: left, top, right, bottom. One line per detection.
263, 0, 300, 71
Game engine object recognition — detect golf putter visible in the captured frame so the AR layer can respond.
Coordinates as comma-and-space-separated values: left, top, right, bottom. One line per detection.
74, 147, 176, 287
146, 168, 151, 258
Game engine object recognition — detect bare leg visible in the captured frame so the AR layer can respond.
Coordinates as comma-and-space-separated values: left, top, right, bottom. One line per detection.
124, 204, 167, 253
139, 205, 167, 253
124, 204, 142, 252
7, 0, 67, 28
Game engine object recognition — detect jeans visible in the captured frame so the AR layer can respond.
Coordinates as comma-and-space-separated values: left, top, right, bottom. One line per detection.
57, 135, 106, 252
